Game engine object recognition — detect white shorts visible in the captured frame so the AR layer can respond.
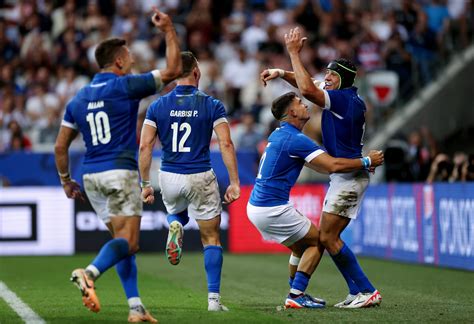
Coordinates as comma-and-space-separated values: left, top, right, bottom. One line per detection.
158, 170, 222, 220
322, 170, 369, 219
83, 169, 142, 223
246, 203, 311, 246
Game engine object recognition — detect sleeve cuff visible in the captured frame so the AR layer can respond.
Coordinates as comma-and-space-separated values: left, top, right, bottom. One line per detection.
144, 119, 157, 128
61, 120, 77, 130
305, 149, 325, 163
213, 117, 228, 128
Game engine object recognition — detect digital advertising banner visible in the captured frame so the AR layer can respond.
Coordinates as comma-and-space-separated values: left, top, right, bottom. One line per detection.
0, 187, 74, 255
228, 183, 473, 271
228, 184, 326, 253
74, 191, 229, 253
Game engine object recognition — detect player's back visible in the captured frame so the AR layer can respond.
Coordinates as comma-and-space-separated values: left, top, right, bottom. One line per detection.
322, 87, 366, 159
250, 123, 322, 207
145, 85, 227, 174
64, 72, 156, 173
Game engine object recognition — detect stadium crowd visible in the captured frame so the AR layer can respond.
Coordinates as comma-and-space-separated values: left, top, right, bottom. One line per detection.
0, 0, 472, 182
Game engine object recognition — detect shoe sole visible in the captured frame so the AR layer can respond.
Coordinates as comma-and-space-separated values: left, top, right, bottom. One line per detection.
166, 222, 183, 265
70, 270, 100, 313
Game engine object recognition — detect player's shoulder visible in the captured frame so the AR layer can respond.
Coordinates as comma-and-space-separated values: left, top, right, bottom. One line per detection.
196, 89, 224, 106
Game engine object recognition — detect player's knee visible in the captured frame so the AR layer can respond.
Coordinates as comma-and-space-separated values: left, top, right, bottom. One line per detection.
128, 242, 140, 254
319, 231, 334, 249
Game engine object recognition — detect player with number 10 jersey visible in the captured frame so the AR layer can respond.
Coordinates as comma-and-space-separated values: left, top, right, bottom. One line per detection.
63, 73, 157, 173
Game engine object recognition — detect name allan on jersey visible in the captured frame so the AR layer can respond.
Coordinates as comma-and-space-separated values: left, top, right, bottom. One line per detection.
170, 110, 198, 117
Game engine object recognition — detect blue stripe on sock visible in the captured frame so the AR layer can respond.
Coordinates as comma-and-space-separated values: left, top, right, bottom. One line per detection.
291, 271, 310, 293
116, 254, 139, 299
204, 245, 223, 293
167, 210, 189, 227
330, 251, 360, 295
92, 238, 129, 274
332, 243, 375, 293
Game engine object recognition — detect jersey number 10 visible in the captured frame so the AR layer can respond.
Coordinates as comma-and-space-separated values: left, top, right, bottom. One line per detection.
86, 111, 111, 146
171, 122, 191, 152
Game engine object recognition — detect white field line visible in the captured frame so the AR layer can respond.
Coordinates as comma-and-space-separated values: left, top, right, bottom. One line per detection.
0, 281, 46, 324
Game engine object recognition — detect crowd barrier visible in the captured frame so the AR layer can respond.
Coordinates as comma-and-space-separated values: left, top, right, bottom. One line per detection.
229, 183, 473, 271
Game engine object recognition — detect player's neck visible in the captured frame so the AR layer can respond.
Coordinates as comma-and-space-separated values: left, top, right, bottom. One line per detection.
101, 67, 126, 76
176, 79, 198, 87
286, 118, 305, 131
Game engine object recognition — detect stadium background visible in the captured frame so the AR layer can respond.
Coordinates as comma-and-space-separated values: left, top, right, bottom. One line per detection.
0, 0, 473, 322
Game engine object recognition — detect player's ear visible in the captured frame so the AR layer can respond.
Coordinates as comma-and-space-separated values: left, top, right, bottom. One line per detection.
116, 56, 123, 70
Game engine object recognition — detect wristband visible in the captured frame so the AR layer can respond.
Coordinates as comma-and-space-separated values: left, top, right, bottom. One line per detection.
58, 172, 71, 185
140, 180, 152, 188
361, 156, 371, 169
268, 68, 284, 77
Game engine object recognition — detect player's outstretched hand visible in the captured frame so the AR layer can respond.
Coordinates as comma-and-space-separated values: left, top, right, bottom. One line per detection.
260, 69, 281, 87
151, 6, 173, 32
62, 180, 85, 201
284, 27, 307, 54
224, 183, 240, 204
368, 150, 384, 167
141, 187, 155, 204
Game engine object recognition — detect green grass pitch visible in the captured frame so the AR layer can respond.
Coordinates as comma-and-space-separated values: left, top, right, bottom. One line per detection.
0, 253, 472, 323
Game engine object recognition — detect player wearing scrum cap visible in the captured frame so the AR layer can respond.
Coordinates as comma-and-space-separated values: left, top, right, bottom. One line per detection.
260, 27, 383, 309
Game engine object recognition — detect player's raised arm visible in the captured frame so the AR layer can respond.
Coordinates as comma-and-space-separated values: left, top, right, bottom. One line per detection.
309, 150, 384, 174
214, 122, 240, 204
285, 27, 326, 107
150, 6, 182, 87
138, 122, 158, 204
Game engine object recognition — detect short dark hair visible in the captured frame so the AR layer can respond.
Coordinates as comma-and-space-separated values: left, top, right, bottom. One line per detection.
95, 38, 127, 69
271, 92, 296, 120
181, 51, 198, 77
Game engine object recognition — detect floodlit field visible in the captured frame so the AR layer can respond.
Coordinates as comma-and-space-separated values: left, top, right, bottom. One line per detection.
0, 253, 472, 323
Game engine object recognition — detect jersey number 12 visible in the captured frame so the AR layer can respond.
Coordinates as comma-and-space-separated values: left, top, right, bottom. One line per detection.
86, 111, 111, 146
171, 122, 191, 152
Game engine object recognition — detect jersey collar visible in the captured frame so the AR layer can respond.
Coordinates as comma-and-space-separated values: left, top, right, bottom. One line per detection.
92, 72, 119, 82
280, 121, 299, 132
175, 85, 198, 94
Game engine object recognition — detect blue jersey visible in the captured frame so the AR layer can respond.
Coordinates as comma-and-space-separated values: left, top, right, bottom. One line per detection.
249, 122, 324, 207
322, 87, 366, 159
62, 72, 157, 174
144, 85, 227, 174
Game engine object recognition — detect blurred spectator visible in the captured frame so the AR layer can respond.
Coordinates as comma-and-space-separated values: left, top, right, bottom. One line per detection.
407, 127, 437, 181
25, 83, 60, 130
461, 154, 474, 181
232, 111, 265, 154
222, 47, 259, 116
449, 151, 468, 182
426, 153, 453, 183
0, 0, 470, 158
5, 120, 32, 152
382, 32, 413, 100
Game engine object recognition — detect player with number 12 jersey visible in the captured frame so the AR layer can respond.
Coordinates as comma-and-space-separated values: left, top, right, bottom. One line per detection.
144, 86, 227, 173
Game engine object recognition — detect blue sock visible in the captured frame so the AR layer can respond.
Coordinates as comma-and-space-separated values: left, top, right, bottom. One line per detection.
331, 243, 375, 293
291, 271, 310, 295
289, 276, 294, 288
167, 210, 189, 227
203, 245, 223, 293
116, 254, 139, 299
92, 238, 129, 274
330, 252, 360, 295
